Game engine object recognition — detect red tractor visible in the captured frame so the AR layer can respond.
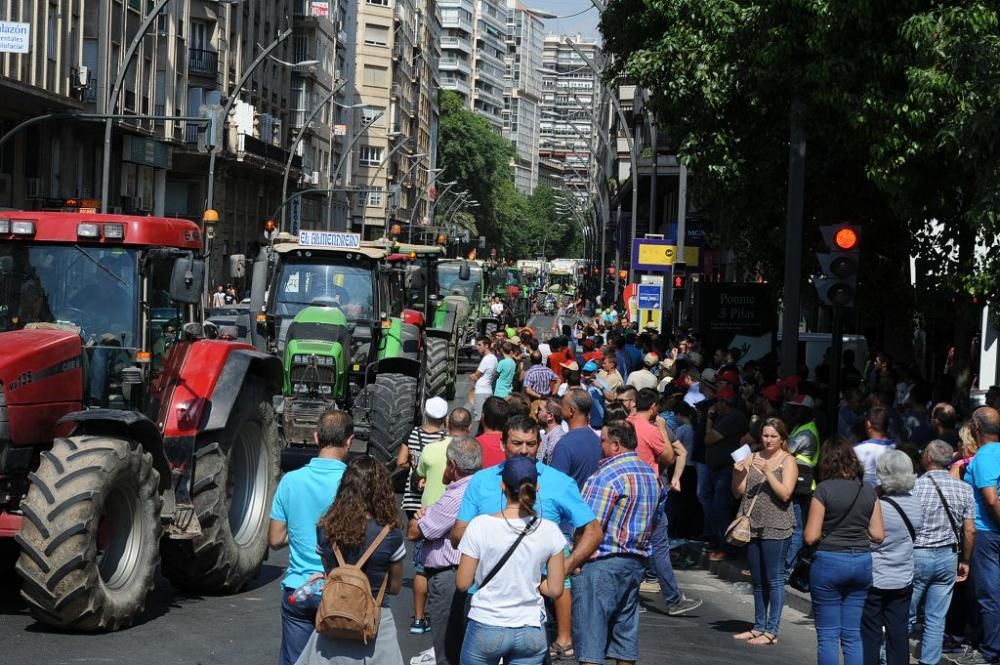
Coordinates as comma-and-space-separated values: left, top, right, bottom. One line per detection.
0, 212, 282, 631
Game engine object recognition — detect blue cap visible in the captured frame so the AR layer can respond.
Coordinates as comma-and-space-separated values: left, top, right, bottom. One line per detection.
501, 456, 538, 489
582, 360, 599, 373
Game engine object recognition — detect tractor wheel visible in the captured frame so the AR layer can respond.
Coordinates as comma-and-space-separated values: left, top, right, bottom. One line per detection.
424, 337, 449, 398
365, 373, 418, 467
445, 349, 458, 401
15, 436, 162, 631
161, 380, 279, 593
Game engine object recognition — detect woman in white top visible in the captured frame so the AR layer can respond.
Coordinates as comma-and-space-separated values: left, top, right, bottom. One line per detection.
456, 456, 566, 665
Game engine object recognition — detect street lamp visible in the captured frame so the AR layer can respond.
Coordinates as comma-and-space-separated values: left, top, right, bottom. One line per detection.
362, 148, 424, 240
409, 178, 455, 242
280, 80, 346, 231
205, 28, 298, 213
329, 103, 385, 231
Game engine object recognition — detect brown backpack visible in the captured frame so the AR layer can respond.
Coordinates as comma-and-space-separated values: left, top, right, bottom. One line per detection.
315, 524, 391, 644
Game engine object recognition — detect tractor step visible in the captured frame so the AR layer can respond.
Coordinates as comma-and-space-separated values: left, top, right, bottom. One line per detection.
165, 504, 202, 539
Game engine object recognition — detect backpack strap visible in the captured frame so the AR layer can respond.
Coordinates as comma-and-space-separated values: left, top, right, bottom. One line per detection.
332, 523, 393, 569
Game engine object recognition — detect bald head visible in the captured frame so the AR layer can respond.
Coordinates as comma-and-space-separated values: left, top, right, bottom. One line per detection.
973, 406, 1000, 443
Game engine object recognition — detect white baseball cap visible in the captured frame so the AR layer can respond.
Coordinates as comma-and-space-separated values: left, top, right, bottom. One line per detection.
425, 396, 448, 420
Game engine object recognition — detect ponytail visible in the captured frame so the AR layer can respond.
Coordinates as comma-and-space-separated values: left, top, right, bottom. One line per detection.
516, 479, 537, 517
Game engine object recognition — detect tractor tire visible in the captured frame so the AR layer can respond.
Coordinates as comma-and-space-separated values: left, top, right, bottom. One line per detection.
161, 380, 279, 593
15, 436, 162, 631
424, 336, 449, 398
482, 319, 499, 338
365, 373, 418, 467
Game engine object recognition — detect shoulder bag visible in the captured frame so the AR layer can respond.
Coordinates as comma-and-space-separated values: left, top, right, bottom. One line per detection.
881, 496, 916, 541
789, 481, 863, 591
928, 474, 965, 555
725, 458, 765, 546
477, 516, 539, 593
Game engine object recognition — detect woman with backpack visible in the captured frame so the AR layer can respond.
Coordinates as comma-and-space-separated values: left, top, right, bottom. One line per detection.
294, 457, 406, 665
455, 456, 567, 665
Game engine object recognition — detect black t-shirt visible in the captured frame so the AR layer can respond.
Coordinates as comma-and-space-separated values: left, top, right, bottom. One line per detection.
705, 408, 748, 469
317, 519, 406, 606
692, 398, 715, 464
814, 479, 877, 552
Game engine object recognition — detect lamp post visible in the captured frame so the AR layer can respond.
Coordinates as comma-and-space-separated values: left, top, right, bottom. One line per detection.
280, 80, 346, 231
363, 147, 423, 240
329, 105, 385, 232
205, 28, 295, 213
268, 186, 371, 226
410, 178, 455, 242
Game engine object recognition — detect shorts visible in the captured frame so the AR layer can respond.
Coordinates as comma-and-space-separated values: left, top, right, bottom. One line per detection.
413, 539, 425, 575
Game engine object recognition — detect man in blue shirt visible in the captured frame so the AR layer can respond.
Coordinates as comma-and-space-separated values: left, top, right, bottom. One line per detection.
964, 407, 1000, 665
580, 361, 606, 429
452, 414, 603, 661
551, 388, 603, 489
269, 410, 351, 665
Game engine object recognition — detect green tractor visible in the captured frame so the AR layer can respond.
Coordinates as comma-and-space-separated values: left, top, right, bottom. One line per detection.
437, 257, 487, 349
248, 231, 423, 467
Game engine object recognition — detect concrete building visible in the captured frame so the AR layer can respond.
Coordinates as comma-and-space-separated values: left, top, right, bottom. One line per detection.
0, 0, 363, 288
438, 0, 473, 101
437, 0, 505, 130
503, 0, 544, 194
538, 33, 604, 204
345, 0, 441, 238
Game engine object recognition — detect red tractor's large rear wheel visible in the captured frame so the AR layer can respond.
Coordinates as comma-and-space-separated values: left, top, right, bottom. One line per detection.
160, 380, 279, 592
15, 436, 162, 631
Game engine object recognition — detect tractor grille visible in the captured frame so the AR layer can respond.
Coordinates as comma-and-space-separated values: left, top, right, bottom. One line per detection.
283, 397, 334, 445
289, 364, 336, 391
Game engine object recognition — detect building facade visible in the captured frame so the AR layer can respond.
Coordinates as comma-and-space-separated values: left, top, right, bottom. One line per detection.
502, 0, 544, 194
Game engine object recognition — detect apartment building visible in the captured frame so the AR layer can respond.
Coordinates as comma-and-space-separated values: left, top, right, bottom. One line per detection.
503, 0, 544, 194
438, 0, 474, 101
538, 33, 604, 203
436, 0, 505, 130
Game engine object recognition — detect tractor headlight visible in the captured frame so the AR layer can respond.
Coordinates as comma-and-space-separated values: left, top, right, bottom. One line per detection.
318, 355, 334, 366
292, 354, 306, 365
293, 383, 308, 394
318, 385, 333, 395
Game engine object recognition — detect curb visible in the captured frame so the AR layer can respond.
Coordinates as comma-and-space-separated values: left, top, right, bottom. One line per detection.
685, 547, 814, 616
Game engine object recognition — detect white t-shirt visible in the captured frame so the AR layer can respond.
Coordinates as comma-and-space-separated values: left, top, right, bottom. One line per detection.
854, 438, 896, 486
474, 353, 498, 394
538, 343, 551, 365
491, 302, 505, 317
459, 515, 566, 628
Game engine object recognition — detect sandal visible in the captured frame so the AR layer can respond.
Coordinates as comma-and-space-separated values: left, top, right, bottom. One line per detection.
549, 642, 575, 660
747, 633, 778, 646
733, 630, 763, 641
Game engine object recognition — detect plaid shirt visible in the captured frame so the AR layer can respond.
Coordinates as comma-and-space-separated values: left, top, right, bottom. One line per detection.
524, 363, 558, 396
418, 475, 472, 568
581, 451, 659, 559
913, 470, 975, 548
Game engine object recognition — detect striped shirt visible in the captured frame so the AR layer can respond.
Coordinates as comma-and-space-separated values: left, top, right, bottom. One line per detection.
913, 469, 975, 548
402, 427, 446, 513
523, 363, 558, 396
581, 451, 659, 559
418, 475, 472, 568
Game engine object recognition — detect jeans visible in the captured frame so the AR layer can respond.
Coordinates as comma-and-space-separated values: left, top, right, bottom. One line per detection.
861, 585, 913, 665
746, 537, 791, 635
646, 493, 681, 605
426, 567, 468, 665
572, 555, 645, 664
811, 550, 873, 665
696, 463, 733, 547
785, 495, 811, 578
972, 530, 1000, 662
909, 547, 958, 665
461, 619, 548, 665
279, 586, 320, 665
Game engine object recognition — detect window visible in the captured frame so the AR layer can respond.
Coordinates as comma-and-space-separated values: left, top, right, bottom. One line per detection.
358, 145, 383, 166
365, 186, 384, 207
363, 64, 388, 86
364, 23, 389, 47
367, 0, 390, 5
362, 106, 384, 125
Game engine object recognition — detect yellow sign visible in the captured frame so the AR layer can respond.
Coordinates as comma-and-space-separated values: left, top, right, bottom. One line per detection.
639, 308, 662, 331
636, 243, 700, 268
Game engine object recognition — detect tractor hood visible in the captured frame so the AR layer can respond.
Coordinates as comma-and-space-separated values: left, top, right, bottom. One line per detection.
0, 327, 84, 445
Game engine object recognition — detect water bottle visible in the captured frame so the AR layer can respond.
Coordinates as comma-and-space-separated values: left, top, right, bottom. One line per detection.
288, 579, 324, 604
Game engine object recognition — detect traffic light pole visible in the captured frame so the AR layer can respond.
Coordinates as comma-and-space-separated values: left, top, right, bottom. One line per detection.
828, 304, 844, 432
780, 102, 807, 377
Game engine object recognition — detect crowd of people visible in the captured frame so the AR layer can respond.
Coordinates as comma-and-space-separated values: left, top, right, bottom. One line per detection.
267, 311, 1000, 665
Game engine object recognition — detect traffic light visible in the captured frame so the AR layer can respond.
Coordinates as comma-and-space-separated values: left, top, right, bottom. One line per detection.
672, 262, 686, 302
815, 224, 861, 307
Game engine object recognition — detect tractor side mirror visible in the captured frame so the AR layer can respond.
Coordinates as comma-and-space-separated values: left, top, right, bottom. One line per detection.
170, 255, 205, 304
229, 254, 246, 278
459, 262, 471, 281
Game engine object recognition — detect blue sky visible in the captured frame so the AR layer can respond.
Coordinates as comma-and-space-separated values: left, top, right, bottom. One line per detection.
526, 0, 601, 40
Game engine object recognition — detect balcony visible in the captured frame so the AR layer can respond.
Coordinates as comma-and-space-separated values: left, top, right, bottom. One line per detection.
440, 35, 472, 55
189, 48, 218, 78
439, 77, 471, 96
439, 56, 471, 76
237, 133, 302, 169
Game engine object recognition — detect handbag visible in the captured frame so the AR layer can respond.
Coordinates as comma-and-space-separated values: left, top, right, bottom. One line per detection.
882, 496, 916, 541
789, 482, 863, 591
725, 461, 764, 546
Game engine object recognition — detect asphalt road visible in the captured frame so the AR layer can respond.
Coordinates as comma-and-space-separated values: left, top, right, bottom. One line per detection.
0, 314, 820, 664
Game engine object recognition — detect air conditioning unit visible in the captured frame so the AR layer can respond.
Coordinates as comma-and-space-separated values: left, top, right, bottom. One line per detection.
76, 65, 89, 87
26, 177, 42, 198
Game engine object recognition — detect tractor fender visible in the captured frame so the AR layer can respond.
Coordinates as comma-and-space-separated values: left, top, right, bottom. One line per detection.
56, 409, 170, 494
367, 356, 422, 384
425, 327, 452, 341
399, 322, 422, 361
203, 349, 282, 432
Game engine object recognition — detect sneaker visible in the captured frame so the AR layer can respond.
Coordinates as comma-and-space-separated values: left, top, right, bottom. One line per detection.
666, 595, 703, 616
410, 648, 435, 665
639, 579, 661, 594
955, 649, 997, 665
942, 636, 967, 654
409, 618, 430, 634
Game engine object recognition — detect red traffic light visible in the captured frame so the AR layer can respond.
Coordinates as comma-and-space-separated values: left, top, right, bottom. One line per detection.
834, 227, 858, 250
673, 275, 686, 289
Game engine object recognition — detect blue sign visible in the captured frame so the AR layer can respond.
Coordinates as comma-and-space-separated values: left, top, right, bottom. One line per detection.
298, 230, 361, 249
638, 284, 661, 310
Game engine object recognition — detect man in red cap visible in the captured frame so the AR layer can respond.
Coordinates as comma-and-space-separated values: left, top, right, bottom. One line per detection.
700, 385, 748, 560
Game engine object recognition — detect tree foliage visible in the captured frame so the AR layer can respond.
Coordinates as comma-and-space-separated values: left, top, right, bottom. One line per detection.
436, 91, 581, 259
